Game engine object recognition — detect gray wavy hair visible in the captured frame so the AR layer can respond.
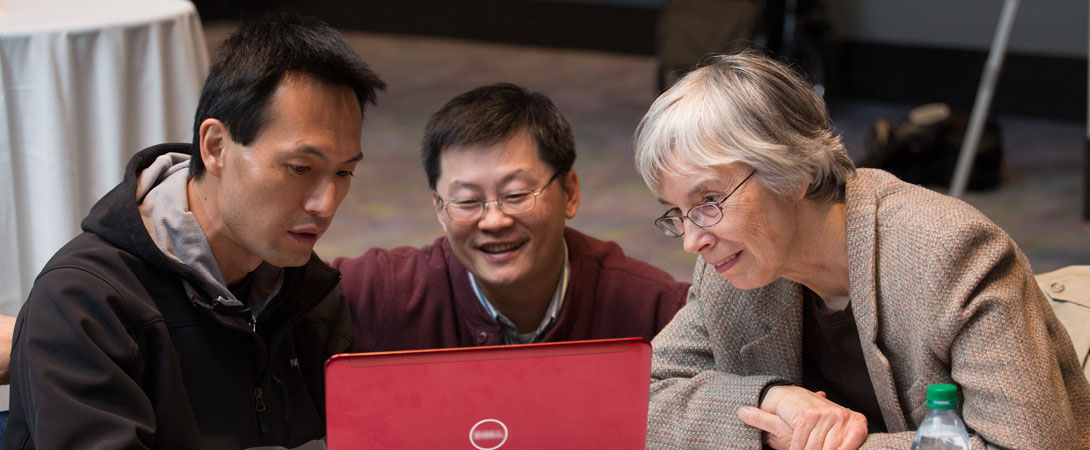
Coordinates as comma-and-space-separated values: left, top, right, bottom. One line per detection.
634, 52, 854, 203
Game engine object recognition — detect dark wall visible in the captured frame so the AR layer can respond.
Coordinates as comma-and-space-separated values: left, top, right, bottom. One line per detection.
192, 0, 1087, 122
830, 43, 1087, 123
193, 0, 659, 54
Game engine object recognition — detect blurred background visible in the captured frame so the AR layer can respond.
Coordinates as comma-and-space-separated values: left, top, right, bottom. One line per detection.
3, 0, 1085, 412
196, 0, 1089, 282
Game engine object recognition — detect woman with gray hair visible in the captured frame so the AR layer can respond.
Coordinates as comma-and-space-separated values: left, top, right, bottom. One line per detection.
634, 52, 1090, 449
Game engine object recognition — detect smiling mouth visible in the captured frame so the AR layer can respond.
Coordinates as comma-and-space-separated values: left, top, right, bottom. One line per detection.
479, 241, 526, 254
714, 251, 741, 269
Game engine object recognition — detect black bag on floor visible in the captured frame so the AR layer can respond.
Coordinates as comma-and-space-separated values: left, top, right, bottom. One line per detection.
860, 103, 1003, 191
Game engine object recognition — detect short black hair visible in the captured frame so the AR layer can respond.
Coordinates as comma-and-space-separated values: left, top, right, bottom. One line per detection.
189, 12, 385, 178
421, 83, 576, 189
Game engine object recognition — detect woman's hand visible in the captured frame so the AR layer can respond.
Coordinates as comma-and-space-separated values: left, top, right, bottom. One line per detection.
737, 385, 868, 450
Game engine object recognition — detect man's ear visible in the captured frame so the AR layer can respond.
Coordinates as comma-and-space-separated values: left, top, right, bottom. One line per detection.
198, 118, 231, 177
562, 169, 580, 220
433, 192, 450, 234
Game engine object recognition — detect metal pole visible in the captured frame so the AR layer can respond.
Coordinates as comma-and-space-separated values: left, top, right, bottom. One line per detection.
949, 0, 1019, 198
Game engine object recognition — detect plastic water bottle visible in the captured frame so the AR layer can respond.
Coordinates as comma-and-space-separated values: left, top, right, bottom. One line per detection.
910, 383, 971, 450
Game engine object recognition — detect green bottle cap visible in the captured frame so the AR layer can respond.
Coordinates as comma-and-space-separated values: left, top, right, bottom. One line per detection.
925, 383, 959, 410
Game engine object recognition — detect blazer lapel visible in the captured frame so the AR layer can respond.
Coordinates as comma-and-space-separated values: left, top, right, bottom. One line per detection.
698, 260, 804, 380
741, 279, 805, 381
846, 170, 909, 432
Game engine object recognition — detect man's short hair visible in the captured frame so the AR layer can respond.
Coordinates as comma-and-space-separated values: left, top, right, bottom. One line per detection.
421, 83, 576, 189
189, 13, 386, 178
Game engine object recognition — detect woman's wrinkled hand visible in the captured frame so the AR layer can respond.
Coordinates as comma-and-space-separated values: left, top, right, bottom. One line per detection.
737, 385, 868, 450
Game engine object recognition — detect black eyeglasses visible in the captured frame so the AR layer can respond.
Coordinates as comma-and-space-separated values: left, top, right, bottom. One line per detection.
437, 170, 563, 223
654, 170, 756, 237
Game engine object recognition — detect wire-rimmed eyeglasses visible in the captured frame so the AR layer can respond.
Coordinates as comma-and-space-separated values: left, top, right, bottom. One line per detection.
437, 169, 563, 223
654, 170, 756, 237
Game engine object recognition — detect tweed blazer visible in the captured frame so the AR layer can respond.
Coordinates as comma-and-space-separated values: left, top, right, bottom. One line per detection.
647, 169, 1090, 449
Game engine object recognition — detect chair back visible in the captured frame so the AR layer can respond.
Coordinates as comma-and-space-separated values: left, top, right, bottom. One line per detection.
1037, 265, 1090, 382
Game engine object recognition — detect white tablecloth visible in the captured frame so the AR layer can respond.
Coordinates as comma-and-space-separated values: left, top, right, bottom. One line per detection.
0, 0, 210, 315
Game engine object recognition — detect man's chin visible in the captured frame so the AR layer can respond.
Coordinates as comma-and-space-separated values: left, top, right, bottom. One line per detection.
470, 268, 525, 290
262, 250, 312, 269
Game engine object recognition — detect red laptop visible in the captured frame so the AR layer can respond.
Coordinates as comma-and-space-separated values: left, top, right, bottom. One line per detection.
324, 338, 652, 450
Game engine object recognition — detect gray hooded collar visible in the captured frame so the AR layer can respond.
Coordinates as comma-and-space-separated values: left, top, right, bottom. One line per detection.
136, 153, 282, 316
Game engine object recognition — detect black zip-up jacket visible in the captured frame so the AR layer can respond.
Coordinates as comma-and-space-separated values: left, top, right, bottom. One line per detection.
3, 144, 353, 449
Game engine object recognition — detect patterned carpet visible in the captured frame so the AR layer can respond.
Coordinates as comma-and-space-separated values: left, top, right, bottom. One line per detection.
207, 23, 1090, 283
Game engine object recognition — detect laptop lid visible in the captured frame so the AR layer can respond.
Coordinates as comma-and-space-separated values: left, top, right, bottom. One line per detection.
325, 338, 651, 450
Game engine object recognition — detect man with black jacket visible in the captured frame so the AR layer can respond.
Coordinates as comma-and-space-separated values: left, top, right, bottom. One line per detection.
3, 14, 384, 450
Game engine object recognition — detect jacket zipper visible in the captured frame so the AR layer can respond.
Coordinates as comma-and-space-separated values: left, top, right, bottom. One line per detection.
248, 275, 336, 443
250, 311, 269, 440
273, 374, 289, 425
254, 386, 269, 434
196, 293, 269, 443
195, 265, 341, 444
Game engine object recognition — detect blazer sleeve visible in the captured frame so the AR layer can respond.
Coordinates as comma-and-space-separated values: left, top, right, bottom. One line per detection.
946, 222, 1088, 448
8, 267, 154, 450
865, 219, 1090, 449
646, 272, 790, 449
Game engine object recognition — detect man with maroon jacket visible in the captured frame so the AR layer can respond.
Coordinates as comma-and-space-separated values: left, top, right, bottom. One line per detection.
331, 83, 688, 351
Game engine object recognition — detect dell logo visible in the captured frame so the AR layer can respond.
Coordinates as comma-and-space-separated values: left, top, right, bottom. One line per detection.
469, 418, 508, 450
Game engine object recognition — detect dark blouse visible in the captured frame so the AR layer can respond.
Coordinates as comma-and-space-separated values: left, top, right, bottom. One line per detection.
801, 288, 887, 433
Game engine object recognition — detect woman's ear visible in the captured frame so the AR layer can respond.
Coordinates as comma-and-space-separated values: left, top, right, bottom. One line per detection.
796, 179, 810, 202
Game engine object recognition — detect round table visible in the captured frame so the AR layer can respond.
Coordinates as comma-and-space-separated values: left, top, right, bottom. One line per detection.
0, 0, 210, 314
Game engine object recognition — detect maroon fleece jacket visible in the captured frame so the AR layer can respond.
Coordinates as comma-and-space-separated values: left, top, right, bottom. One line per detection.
331, 227, 688, 351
